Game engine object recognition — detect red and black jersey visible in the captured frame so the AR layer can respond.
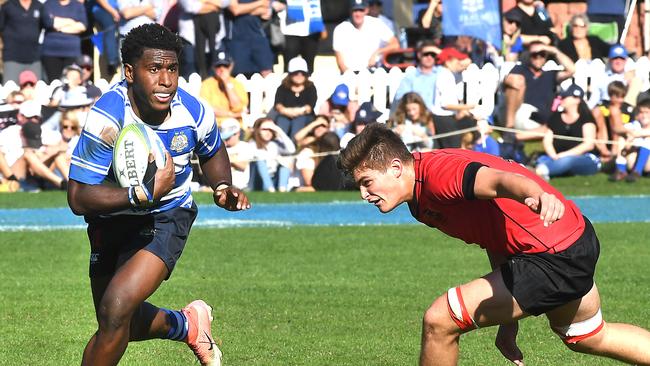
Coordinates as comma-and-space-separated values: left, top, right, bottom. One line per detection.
408, 150, 585, 256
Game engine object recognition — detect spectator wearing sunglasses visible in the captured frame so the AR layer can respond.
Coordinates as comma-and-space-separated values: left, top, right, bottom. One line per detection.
498, 41, 575, 142
558, 14, 609, 63
271, 56, 317, 140
392, 39, 440, 112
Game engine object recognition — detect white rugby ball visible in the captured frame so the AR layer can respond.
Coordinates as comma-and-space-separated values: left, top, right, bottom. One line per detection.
113, 123, 167, 187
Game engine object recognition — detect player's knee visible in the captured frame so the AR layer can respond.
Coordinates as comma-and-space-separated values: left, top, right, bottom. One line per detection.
552, 309, 605, 353
97, 294, 137, 332
422, 297, 456, 338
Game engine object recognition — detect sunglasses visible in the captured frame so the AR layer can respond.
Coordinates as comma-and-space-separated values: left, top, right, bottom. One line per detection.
22, 82, 35, 87
572, 23, 587, 28
62, 125, 76, 130
530, 51, 548, 59
506, 19, 520, 26
421, 52, 437, 58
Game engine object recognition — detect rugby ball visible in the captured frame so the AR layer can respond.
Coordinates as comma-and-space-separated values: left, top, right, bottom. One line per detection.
113, 123, 167, 187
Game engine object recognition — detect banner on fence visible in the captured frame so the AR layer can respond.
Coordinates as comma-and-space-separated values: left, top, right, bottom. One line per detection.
442, 0, 502, 47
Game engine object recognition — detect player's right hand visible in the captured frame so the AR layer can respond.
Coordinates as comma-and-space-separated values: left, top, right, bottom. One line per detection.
495, 323, 524, 366
525, 192, 565, 227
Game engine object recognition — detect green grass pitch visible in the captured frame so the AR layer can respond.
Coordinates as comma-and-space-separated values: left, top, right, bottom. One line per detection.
1, 221, 649, 365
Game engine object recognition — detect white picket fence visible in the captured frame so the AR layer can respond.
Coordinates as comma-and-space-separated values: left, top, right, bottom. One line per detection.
3, 57, 650, 127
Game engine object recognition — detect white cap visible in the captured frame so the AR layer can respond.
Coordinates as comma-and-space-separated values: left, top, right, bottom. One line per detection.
219, 118, 241, 139
287, 57, 308, 74
19, 100, 41, 118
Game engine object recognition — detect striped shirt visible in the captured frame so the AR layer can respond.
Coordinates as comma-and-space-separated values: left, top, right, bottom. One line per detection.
70, 80, 221, 215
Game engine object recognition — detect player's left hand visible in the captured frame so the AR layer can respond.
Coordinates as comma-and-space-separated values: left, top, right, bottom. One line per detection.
213, 185, 251, 211
525, 192, 564, 227
495, 323, 525, 366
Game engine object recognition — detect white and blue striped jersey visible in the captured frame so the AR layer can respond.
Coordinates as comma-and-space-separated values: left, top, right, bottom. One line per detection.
70, 80, 222, 214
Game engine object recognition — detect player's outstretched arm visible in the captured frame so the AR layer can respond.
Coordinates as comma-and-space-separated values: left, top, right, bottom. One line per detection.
473, 166, 564, 227
199, 143, 251, 211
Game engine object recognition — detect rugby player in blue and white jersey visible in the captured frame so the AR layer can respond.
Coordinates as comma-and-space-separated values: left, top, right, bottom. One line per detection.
67, 23, 250, 366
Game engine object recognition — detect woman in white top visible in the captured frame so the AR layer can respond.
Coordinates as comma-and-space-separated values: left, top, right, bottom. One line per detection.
431, 47, 476, 148
390, 92, 435, 151
248, 118, 296, 192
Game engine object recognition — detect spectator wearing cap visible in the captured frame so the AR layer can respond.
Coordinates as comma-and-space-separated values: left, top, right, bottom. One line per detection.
319, 83, 358, 138
534, 84, 600, 180
332, 0, 398, 73
368, 0, 395, 34
49, 64, 86, 108
277, 0, 324, 74
199, 50, 249, 127
340, 101, 381, 148
219, 117, 254, 189
506, 0, 556, 46
91, 0, 121, 78
558, 14, 610, 63
18, 70, 39, 102
392, 39, 440, 112
40, 0, 88, 83
430, 47, 477, 149
588, 44, 638, 109
272, 56, 318, 140
500, 9, 525, 62
225, 0, 275, 77
75, 55, 102, 100
0, 0, 45, 84
499, 41, 575, 142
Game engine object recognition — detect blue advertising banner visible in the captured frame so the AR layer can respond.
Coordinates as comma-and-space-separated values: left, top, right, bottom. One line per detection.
442, 0, 502, 46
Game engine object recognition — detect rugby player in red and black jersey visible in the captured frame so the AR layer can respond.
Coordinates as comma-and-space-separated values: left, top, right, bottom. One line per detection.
338, 123, 650, 366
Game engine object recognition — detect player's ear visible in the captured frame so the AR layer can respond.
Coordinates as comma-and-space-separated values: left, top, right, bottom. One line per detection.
124, 63, 134, 83
390, 158, 403, 178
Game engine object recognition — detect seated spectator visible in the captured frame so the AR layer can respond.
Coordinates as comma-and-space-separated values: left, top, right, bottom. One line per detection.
417, 0, 442, 45
319, 83, 358, 138
558, 14, 610, 63
200, 51, 249, 127
18, 70, 39, 101
295, 131, 344, 191
51, 109, 81, 181
43, 85, 94, 133
293, 114, 331, 150
534, 84, 600, 180
332, 0, 398, 73
430, 47, 477, 149
594, 80, 635, 161
49, 64, 86, 108
272, 57, 317, 140
392, 40, 439, 111
506, 0, 557, 46
498, 41, 575, 142
389, 92, 434, 151
610, 98, 650, 182
40, 0, 88, 82
248, 118, 296, 192
220, 118, 254, 190
74, 55, 103, 100
340, 101, 381, 148
367, 0, 395, 34
0, 91, 25, 130
588, 44, 639, 109
499, 9, 525, 62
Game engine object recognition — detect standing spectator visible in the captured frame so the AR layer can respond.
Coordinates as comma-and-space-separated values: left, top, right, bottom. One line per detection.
219, 117, 254, 189
506, 0, 556, 46
389, 92, 434, 151
192, 0, 226, 79
534, 84, 600, 180
92, 0, 121, 78
558, 14, 610, 63
367, 0, 394, 34
225, 0, 274, 77
430, 47, 476, 149
332, 0, 398, 73
499, 41, 575, 142
248, 117, 296, 192
40, 0, 88, 83
392, 40, 440, 112
272, 56, 317, 139
417, 0, 442, 45
117, 0, 156, 38
0, 0, 45, 83
178, 0, 202, 78
278, 0, 325, 74
200, 51, 249, 126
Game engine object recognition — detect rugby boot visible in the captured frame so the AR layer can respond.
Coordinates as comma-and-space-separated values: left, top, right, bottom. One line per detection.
182, 300, 222, 366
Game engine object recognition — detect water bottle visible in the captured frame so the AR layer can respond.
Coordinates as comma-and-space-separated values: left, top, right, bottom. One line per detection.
536, 5, 550, 23
398, 27, 408, 49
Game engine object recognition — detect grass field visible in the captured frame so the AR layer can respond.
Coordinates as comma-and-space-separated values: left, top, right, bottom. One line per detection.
1, 178, 650, 365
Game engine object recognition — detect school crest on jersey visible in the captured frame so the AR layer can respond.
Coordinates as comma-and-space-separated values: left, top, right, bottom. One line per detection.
170, 131, 189, 153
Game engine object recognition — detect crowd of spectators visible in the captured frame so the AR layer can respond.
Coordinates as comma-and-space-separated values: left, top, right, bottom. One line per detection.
2, 0, 650, 192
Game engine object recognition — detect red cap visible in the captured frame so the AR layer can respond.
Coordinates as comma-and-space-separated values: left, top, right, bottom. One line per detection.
19, 70, 38, 87
436, 47, 469, 65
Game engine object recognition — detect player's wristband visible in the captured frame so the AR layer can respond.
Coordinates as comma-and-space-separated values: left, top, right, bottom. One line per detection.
127, 186, 138, 208
138, 184, 154, 204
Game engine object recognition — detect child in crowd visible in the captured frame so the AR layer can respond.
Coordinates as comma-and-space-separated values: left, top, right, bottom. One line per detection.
389, 92, 434, 151
248, 118, 296, 192
610, 98, 650, 182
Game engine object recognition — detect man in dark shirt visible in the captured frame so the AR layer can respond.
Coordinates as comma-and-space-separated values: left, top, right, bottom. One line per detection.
498, 41, 575, 141
225, 0, 274, 77
0, 0, 45, 83
506, 0, 556, 46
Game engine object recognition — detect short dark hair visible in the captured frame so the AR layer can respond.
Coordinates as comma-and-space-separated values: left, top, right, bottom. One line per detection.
121, 24, 183, 66
416, 39, 438, 53
638, 98, 650, 110
338, 123, 413, 175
